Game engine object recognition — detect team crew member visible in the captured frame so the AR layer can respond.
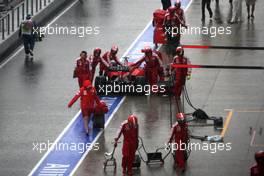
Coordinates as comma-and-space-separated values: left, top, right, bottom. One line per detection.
100, 45, 123, 76
171, 46, 191, 98
131, 47, 163, 86
174, 1, 187, 28
164, 4, 186, 54
73, 51, 92, 87
168, 113, 189, 171
251, 151, 264, 176
19, 14, 37, 59
68, 80, 102, 134
114, 115, 139, 176
201, 0, 213, 21
89, 48, 109, 82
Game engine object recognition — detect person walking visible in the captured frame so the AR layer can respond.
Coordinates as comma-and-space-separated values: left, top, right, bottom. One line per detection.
19, 14, 37, 60
245, 0, 256, 19
230, 0, 243, 23
201, 0, 213, 21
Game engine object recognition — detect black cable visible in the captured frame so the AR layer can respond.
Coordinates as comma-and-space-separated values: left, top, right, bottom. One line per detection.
183, 85, 198, 111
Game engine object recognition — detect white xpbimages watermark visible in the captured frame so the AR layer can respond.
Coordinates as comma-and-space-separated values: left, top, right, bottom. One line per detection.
97, 82, 166, 95
32, 140, 100, 154
165, 141, 232, 154
165, 25, 232, 38
33, 24, 100, 38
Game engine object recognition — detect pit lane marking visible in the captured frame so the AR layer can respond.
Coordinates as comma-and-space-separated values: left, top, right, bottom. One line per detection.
221, 109, 234, 138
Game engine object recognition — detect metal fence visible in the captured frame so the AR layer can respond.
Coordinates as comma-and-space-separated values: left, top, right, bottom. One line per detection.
0, 0, 54, 40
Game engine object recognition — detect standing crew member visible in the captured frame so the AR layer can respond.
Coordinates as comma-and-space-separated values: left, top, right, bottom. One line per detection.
68, 80, 102, 134
100, 45, 123, 76
175, 1, 187, 28
251, 151, 264, 176
114, 115, 139, 176
168, 113, 189, 172
19, 14, 36, 59
171, 46, 191, 98
73, 51, 92, 87
89, 48, 109, 82
201, 0, 213, 21
131, 47, 163, 86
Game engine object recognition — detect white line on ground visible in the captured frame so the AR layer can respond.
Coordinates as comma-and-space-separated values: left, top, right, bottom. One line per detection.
0, 0, 80, 69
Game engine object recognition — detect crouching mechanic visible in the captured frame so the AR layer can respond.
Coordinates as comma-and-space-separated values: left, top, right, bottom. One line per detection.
100, 45, 124, 76
131, 47, 164, 86
171, 46, 191, 98
73, 51, 92, 88
68, 80, 103, 135
251, 151, 264, 176
89, 48, 109, 82
167, 113, 189, 172
114, 115, 139, 176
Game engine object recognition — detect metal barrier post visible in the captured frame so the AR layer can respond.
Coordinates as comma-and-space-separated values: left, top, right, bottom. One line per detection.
39, 0, 42, 10
2, 19, 5, 40
22, 3, 25, 20
26, 0, 29, 16
31, 0, 33, 15
7, 14, 10, 35
17, 7, 20, 27
35, 0, 38, 13
12, 9, 14, 31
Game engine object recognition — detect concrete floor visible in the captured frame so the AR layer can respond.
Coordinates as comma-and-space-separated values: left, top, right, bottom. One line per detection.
0, 0, 263, 175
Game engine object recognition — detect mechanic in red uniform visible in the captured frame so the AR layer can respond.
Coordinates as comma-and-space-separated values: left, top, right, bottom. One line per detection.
174, 1, 187, 28
153, 50, 165, 81
89, 48, 109, 82
68, 80, 102, 135
73, 51, 92, 87
131, 47, 163, 86
171, 46, 191, 98
114, 115, 139, 176
100, 45, 123, 76
168, 113, 189, 171
251, 151, 264, 176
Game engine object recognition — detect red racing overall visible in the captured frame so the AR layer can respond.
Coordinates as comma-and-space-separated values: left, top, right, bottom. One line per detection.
172, 55, 190, 97
251, 151, 264, 176
74, 57, 92, 87
115, 117, 138, 176
68, 85, 101, 117
168, 121, 188, 169
133, 49, 163, 86
100, 50, 123, 75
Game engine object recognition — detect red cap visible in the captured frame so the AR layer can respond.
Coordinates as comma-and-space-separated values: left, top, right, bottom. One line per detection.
168, 6, 176, 13
176, 46, 184, 56
255, 151, 264, 162
141, 46, 152, 54
111, 45, 118, 54
176, 113, 185, 121
128, 115, 138, 125
93, 48, 101, 55
83, 80, 91, 88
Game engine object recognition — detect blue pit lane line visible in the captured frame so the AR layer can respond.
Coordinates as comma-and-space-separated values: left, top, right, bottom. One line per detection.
29, 0, 192, 175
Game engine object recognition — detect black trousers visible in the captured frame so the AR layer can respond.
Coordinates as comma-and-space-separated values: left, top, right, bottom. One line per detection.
161, 0, 171, 10
22, 35, 35, 54
202, 0, 213, 19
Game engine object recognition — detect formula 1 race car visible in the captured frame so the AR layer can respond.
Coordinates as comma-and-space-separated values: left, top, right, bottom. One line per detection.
94, 57, 174, 96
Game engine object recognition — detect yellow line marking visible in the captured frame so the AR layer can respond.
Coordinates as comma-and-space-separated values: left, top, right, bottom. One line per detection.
236, 110, 264, 113
221, 110, 234, 138
251, 144, 264, 147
